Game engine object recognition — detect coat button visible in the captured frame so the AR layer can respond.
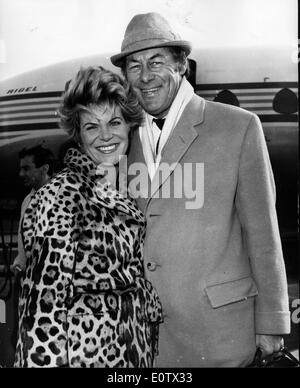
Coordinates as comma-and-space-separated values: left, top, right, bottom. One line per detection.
146, 262, 160, 271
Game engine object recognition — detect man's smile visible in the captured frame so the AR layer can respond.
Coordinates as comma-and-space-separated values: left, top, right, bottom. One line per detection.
140, 87, 161, 98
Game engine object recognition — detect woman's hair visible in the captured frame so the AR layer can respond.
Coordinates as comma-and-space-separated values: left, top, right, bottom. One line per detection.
58, 66, 144, 142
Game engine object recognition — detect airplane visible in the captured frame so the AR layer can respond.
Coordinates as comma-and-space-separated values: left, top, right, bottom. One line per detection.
0, 45, 298, 274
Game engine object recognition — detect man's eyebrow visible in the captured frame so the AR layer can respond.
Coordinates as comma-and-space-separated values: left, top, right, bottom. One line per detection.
148, 53, 165, 61
127, 57, 139, 64
127, 53, 165, 63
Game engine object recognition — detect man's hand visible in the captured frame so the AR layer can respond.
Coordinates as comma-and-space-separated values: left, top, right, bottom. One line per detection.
256, 334, 284, 357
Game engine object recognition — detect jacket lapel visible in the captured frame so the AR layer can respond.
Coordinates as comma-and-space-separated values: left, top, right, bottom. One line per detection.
127, 129, 150, 212
148, 95, 205, 202
128, 129, 146, 166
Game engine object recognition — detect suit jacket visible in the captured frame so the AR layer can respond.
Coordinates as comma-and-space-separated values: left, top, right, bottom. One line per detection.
127, 94, 290, 367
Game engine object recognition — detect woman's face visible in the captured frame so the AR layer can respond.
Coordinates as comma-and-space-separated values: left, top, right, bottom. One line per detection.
79, 103, 130, 166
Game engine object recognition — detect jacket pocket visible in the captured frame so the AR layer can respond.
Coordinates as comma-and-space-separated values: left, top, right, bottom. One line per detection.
205, 275, 258, 308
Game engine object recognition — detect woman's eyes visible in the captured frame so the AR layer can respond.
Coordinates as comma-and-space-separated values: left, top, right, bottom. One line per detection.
82, 120, 123, 132
110, 120, 122, 127
85, 125, 98, 132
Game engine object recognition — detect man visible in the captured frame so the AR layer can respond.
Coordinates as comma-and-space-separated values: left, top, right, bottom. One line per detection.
110, 12, 290, 367
11, 145, 55, 273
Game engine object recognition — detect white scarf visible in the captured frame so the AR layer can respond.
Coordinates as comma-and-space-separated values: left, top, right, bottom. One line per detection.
139, 77, 194, 180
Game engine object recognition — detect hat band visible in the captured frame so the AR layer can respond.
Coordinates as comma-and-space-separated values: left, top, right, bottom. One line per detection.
123, 37, 178, 53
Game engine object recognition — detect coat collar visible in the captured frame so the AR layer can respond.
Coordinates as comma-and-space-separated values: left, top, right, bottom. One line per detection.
149, 94, 205, 200
128, 94, 206, 210
64, 148, 145, 222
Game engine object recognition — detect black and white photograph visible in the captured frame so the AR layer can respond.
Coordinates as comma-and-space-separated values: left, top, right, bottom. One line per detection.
0, 0, 298, 371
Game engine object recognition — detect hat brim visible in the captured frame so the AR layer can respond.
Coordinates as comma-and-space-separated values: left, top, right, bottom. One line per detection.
110, 40, 192, 67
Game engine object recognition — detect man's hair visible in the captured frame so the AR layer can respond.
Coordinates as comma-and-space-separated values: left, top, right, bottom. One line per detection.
19, 145, 55, 176
58, 66, 144, 142
121, 46, 190, 78
166, 47, 190, 78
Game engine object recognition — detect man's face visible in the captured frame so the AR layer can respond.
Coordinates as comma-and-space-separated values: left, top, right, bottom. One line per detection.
125, 47, 186, 118
19, 155, 44, 190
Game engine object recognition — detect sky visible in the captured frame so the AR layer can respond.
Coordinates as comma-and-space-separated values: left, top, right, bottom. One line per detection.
0, 0, 298, 81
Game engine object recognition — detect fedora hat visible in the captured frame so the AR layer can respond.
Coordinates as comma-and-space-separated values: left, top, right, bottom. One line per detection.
110, 12, 192, 67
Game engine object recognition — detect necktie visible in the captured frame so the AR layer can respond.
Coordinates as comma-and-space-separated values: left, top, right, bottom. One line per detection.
153, 118, 165, 130
153, 118, 165, 155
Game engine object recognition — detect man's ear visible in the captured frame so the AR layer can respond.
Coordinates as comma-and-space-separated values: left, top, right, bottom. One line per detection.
178, 61, 187, 76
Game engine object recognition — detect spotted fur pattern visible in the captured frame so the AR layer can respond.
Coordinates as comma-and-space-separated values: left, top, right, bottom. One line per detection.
14, 148, 162, 368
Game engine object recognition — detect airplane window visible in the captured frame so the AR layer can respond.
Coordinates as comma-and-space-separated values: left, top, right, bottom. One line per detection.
214, 90, 240, 107
187, 59, 196, 90
273, 88, 298, 114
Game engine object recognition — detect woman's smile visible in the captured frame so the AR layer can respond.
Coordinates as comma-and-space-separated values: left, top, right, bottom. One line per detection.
96, 143, 120, 154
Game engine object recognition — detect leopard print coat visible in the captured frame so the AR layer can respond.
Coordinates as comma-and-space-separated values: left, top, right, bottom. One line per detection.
14, 148, 163, 368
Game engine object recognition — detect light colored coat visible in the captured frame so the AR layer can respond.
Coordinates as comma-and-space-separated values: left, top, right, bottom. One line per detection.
127, 94, 290, 367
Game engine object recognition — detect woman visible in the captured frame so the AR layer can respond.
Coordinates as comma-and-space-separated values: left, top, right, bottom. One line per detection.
14, 66, 163, 368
